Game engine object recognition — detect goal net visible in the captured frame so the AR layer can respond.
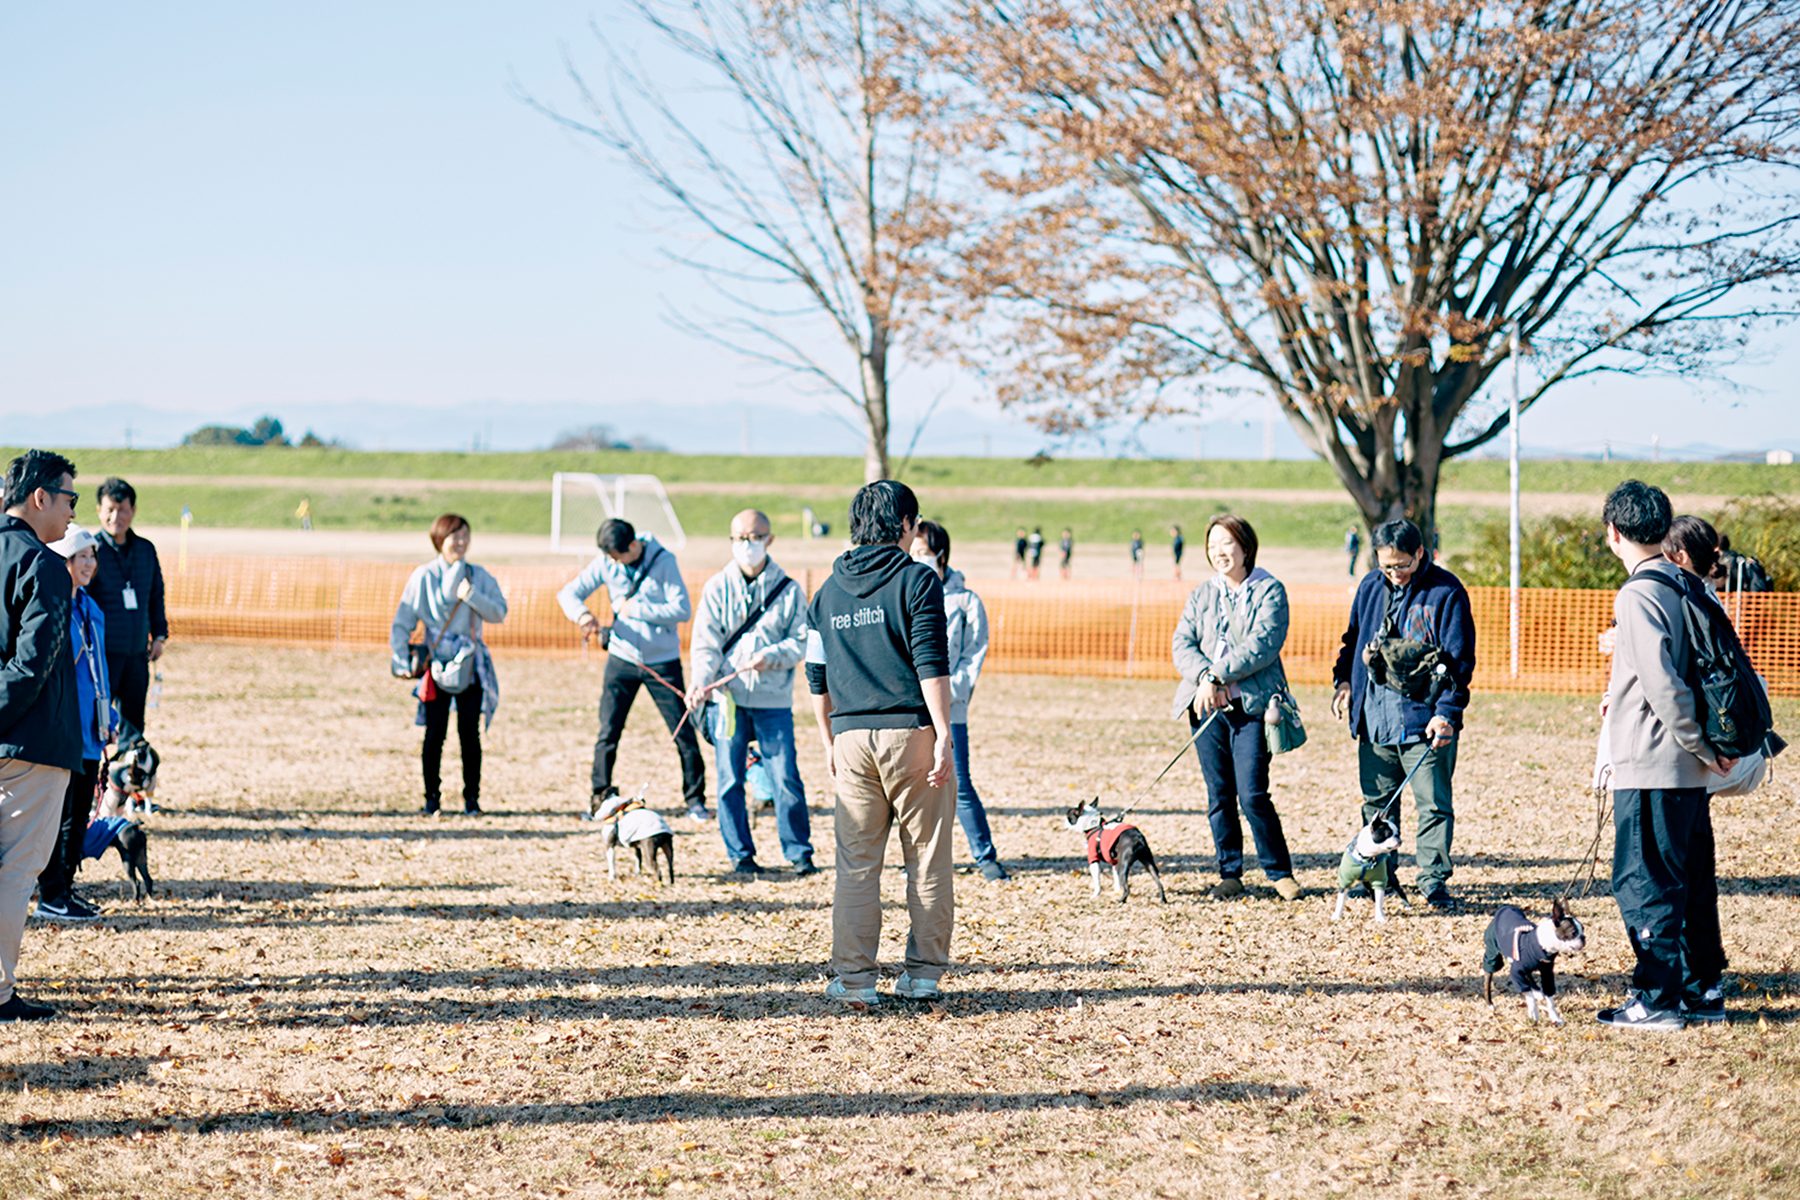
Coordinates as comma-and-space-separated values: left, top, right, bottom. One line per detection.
550, 473, 688, 556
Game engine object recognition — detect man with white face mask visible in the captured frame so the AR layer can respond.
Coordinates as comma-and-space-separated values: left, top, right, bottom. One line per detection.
688, 509, 816, 876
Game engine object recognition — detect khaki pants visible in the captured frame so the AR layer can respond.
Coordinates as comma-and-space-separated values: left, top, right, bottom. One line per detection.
831, 727, 955, 987
0, 759, 71, 1003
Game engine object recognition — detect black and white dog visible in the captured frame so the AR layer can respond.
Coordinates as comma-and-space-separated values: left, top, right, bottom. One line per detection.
1332, 815, 1406, 922
83, 815, 154, 900
1482, 900, 1587, 1025
1063, 798, 1166, 904
595, 787, 676, 884
98, 723, 161, 820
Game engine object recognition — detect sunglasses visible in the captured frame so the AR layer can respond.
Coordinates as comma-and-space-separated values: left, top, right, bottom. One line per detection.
45, 486, 79, 506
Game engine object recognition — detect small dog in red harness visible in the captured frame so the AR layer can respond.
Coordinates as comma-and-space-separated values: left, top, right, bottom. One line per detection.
1064, 797, 1166, 904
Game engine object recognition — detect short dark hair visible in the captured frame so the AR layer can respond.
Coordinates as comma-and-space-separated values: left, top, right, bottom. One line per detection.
1371, 518, 1423, 556
914, 519, 951, 569
1603, 480, 1672, 546
596, 518, 637, 555
1663, 514, 1720, 577
429, 512, 470, 552
97, 476, 137, 507
849, 481, 918, 545
3, 451, 77, 512
1204, 514, 1258, 570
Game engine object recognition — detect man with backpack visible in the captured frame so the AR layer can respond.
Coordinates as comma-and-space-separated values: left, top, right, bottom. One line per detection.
1598, 480, 1745, 1030
687, 509, 815, 877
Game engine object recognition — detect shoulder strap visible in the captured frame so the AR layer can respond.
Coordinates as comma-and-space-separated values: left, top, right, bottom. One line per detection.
619, 544, 663, 605
720, 575, 795, 657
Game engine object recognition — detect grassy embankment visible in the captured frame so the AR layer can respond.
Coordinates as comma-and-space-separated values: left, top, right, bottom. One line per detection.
22, 446, 1798, 550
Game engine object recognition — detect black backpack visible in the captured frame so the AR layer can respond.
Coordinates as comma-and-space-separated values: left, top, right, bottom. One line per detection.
1631, 569, 1773, 759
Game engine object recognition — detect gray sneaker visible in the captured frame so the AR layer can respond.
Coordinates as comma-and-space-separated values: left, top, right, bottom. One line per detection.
824, 979, 881, 1009
891, 973, 941, 1001
1597, 997, 1683, 1031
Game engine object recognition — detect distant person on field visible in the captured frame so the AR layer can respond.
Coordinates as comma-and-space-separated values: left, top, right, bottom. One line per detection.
559, 518, 708, 822
1172, 515, 1299, 901
34, 524, 115, 923
1012, 527, 1028, 579
1026, 527, 1045, 581
687, 509, 815, 877
1170, 524, 1185, 581
1344, 527, 1361, 577
1059, 527, 1073, 580
87, 478, 166, 732
1713, 534, 1771, 593
807, 481, 955, 1006
1594, 481, 1738, 1030
912, 520, 1006, 881
1330, 518, 1476, 910
1130, 529, 1145, 580
391, 514, 507, 816
0, 450, 81, 1022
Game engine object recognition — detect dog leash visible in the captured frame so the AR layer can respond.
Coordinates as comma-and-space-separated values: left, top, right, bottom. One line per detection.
1369, 740, 1437, 824
1111, 708, 1221, 823
1563, 785, 1613, 901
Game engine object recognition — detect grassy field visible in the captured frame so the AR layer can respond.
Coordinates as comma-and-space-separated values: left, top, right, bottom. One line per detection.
2, 646, 1797, 1198
16, 445, 1800, 494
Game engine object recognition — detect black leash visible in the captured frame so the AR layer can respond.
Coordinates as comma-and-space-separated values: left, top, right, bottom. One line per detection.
1370, 741, 1437, 825
1112, 708, 1221, 822
1565, 785, 1613, 901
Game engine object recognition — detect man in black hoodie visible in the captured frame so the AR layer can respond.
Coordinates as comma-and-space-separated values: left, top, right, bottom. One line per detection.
0, 451, 82, 1022
806, 481, 954, 1007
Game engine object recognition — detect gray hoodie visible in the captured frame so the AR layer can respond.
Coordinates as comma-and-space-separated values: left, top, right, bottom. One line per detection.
1169, 567, 1291, 721
689, 558, 807, 709
555, 534, 691, 666
942, 569, 988, 724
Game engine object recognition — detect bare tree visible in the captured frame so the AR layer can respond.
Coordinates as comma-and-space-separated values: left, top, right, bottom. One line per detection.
532, 0, 952, 482
941, 0, 1800, 541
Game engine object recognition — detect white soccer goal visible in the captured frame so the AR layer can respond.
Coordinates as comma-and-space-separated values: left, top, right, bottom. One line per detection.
550, 473, 687, 556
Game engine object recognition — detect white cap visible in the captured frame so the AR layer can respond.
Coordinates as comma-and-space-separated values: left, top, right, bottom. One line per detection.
46, 522, 97, 559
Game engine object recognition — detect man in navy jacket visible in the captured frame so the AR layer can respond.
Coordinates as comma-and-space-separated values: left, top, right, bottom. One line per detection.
1330, 518, 1476, 908
0, 451, 82, 1021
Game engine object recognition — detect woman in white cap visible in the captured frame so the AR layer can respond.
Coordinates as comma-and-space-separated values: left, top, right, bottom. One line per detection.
34, 524, 116, 922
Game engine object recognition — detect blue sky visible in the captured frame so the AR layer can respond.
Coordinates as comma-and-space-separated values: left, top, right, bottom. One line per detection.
2, 2, 1796, 459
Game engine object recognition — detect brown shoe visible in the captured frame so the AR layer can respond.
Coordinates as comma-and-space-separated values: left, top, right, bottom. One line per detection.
1272, 877, 1302, 901
1211, 877, 1244, 900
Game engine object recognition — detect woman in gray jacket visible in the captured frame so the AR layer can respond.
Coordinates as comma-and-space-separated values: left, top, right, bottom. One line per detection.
1171, 514, 1298, 900
912, 521, 1007, 880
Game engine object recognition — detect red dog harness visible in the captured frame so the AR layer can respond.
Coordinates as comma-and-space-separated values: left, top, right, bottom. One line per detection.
1086, 822, 1134, 866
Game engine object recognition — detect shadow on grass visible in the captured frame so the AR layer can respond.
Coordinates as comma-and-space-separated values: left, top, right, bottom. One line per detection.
0, 1057, 156, 1092
85, 891, 825, 929
4, 1080, 1311, 1140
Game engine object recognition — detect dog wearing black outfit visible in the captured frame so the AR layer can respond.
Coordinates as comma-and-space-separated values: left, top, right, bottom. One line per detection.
1482, 900, 1587, 1025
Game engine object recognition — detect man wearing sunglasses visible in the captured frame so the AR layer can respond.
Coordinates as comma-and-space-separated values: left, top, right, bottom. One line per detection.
1330, 518, 1477, 910
0, 450, 83, 1021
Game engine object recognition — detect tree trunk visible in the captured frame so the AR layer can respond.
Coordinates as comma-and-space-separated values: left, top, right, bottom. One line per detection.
860, 323, 891, 482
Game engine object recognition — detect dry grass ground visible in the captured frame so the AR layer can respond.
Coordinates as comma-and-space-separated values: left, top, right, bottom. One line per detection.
3, 645, 1798, 1199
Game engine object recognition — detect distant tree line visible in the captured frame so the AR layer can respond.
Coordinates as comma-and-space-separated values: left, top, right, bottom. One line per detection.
547, 424, 667, 453
181, 416, 336, 448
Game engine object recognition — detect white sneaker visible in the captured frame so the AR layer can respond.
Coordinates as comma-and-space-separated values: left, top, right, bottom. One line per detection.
891, 973, 941, 1001
824, 979, 881, 1009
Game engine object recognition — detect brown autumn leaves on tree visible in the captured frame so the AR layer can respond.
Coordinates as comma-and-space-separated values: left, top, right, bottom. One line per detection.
936, 0, 1800, 539
537, 0, 952, 484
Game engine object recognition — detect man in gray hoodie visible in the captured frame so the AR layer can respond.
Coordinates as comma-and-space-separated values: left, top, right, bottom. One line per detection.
1598, 480, 1736, 1031
558, 519, 708, 821
688, 509, 815, 876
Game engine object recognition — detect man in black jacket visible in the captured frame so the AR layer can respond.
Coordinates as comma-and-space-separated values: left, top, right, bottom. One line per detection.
88, 477, 167, 731
806, 481, 955, 1007
0, 450, 82, 1022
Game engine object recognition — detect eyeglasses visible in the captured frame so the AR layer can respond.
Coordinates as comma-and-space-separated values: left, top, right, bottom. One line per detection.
45, 487, 78, 507
1378, 558, 1419, 577
730, 534, 769, 544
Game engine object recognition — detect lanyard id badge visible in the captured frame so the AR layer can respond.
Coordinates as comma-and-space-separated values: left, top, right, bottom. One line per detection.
122, 584, 139, 610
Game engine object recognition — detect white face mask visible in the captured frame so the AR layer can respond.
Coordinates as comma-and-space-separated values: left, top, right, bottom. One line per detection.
732, 538, 768, 571
913, 551, 940, 573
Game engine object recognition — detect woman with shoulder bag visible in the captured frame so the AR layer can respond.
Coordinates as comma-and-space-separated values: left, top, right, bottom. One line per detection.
912, 521, 1008, 881
391, 514, 508, 815
1171, 514, 1301, 901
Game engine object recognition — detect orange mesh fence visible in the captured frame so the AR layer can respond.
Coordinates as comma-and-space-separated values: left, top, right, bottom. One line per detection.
165, 557, 1800, 695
